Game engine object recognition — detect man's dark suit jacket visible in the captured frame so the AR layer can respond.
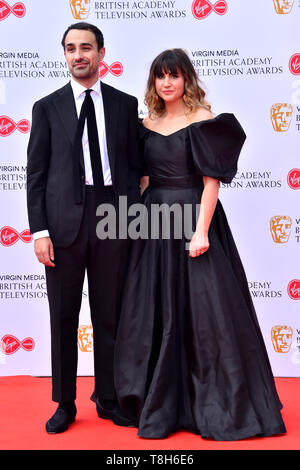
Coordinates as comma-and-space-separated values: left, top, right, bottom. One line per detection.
27, 81, 141, 248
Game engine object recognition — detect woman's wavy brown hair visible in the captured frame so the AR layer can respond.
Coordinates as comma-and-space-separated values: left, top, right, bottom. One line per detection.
145, 48, 211, 118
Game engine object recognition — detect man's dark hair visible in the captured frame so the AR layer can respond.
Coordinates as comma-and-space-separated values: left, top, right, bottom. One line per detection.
61, 22, 104, 50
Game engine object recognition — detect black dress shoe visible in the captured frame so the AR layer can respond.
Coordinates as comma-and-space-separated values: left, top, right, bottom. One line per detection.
96, 399, 136, 427
46, 403, 77, 434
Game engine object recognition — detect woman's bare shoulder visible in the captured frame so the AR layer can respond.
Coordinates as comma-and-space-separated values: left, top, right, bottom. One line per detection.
191, 107, 215, 123
142, 115, 158, 131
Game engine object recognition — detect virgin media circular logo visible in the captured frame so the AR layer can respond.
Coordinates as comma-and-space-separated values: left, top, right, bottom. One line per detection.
0, 227, 32, 247
287, 280, 300, 300
1, 334, 35, 355
0, 116, 30, 137
191, 0, 227, 19
289, 53, 300, 75
0, 1, 26, 21
287, 169, 300, 189
99, 61, 123, 79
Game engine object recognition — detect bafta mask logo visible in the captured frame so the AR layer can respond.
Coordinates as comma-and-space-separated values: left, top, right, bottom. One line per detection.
271, 325, 293, 353
69, 0, 90, 19
273, 0, 294, 14
287, 280, 300, 300
270, 103, 293, 132
270, 215, 292, 243
78, 324, 93, 352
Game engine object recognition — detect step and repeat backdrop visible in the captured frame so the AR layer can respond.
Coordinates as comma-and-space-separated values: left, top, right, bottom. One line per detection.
0, 0, 299, 377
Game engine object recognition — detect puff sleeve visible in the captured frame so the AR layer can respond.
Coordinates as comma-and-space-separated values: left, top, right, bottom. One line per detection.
188, 113, 246, 184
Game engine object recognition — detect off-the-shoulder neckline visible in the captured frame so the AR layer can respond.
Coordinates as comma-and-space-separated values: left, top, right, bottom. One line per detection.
141, 112, 231, 137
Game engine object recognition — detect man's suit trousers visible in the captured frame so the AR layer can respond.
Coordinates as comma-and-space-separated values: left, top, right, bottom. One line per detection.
45, 186, 131, 403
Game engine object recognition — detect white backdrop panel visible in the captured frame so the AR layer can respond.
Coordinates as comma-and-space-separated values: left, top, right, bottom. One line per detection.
0, 0, 299, 376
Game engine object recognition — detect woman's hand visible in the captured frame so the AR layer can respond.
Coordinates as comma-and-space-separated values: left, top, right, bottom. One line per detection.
189, 231, 209, 258
188, 176, 219, 258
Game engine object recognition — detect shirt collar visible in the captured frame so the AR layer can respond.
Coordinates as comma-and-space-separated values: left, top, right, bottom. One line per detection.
70, 77, 102, 100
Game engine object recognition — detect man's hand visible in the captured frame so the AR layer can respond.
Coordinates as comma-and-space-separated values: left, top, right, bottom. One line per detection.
34, 237, 55, 267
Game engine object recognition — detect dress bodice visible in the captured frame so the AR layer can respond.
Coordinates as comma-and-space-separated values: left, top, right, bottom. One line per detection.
143, 128, 194, 178
140, 113, 246, 184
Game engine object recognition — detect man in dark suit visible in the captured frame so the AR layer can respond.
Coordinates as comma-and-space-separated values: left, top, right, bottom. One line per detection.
27, 22, 141, 433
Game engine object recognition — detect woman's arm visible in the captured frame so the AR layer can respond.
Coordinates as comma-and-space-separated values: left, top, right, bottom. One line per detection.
140, 176, 149, 194
189, 176, 220, 257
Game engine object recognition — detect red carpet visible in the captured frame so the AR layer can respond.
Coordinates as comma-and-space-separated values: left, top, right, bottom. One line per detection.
0, 376, 299, 450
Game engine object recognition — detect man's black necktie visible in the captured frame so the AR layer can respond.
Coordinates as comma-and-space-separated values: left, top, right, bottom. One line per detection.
73, 89, 104, 204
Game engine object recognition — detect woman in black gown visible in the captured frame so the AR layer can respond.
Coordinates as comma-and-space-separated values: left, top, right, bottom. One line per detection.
114, 49, 286, 441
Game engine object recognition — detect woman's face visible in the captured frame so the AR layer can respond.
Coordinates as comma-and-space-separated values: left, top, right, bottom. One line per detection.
155, 68, 185, 104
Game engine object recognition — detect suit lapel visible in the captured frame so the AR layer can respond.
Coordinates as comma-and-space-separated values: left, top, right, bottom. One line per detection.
101, 82, 120, 184
53, 82, 85, 174
53, 82, 78, 144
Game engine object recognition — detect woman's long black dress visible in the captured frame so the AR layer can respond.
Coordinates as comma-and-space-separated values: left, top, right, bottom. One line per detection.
114, 113, 286, 441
